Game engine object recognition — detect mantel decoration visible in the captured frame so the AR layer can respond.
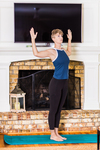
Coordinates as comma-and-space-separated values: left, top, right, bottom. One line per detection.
9, 83, 26, 113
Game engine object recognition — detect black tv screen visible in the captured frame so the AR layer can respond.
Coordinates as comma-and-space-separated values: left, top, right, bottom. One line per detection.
14, 3, 82, 43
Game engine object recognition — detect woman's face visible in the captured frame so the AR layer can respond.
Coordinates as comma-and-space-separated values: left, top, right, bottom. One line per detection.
52, 33, 63, 44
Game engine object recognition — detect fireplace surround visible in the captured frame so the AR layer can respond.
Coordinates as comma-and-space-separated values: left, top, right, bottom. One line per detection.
9, 59, 83, 111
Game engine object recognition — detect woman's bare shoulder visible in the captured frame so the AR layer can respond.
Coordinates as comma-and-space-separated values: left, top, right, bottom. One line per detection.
46, 48, 56, 54
47, 48, 54, 51
46, 48, 57, 61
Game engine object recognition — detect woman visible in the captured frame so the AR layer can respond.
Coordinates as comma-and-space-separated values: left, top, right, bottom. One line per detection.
30, 28, 72, 141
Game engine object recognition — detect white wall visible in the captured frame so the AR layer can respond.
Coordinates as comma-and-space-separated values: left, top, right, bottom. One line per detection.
0, 63, 10, 112
99, 1, 100, 46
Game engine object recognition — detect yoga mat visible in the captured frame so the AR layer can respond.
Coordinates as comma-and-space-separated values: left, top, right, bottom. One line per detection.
4, 134, 97, 145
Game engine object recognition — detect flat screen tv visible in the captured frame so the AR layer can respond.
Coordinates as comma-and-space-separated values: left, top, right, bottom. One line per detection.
14, 3, 82, 44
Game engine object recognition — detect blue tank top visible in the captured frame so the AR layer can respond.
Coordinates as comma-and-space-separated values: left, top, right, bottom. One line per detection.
52, 48, 70, 79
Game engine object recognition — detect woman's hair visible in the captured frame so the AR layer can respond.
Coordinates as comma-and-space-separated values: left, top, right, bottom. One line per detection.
51, 29, 63, 38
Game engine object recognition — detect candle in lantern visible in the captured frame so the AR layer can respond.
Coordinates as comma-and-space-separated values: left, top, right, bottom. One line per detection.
14, 102, 20, 110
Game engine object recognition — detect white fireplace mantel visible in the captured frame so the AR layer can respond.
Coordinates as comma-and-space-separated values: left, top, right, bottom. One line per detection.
0, 46, 100, 112
0, 46, 100, 62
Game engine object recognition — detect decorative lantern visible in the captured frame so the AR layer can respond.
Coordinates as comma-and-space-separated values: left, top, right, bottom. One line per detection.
9, 83, 26, 113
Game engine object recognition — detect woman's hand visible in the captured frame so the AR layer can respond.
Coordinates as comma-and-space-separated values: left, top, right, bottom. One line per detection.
30, 27, 38, 40
67, 29, 72, 40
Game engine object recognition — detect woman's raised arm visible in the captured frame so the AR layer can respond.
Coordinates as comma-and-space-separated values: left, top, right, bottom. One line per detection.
65, 29, 72, 56
30, 27, 51, 58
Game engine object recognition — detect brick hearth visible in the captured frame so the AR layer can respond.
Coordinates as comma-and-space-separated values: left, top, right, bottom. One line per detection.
0, 110, 100, 134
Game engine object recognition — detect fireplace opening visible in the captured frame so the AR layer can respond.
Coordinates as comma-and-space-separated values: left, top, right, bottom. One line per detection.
18, 69, 81, 111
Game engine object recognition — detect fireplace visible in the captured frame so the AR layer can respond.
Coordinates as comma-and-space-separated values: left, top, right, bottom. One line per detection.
18, 69, 81, 111
9, 59, 84, 110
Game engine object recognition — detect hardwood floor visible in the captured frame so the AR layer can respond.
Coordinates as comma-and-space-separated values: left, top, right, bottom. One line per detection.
0, 131, 97, 150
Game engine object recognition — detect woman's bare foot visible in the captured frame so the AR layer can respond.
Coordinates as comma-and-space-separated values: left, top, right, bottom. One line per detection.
50, 135, 63, 141
50, 129, 63, 141
54, 128, 67, 140
56, 134, 67, 140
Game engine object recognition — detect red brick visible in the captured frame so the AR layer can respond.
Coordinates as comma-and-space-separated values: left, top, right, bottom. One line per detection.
17, 113, 22, 120
1, 121, 6, 125
37, 129, 43, 132
80, 127, 91, 131
74, 123, 86, 127
26, 113, 30, 119
19, 129, 30, 133
81, 118, 92, 122
65, 123, 73, 127
31, 129, 38, 132
73, 113, 78, 118
68, 119, 81, 123
95, 113, 99, 118
92, 126, 97, 130
3, 114, 8, 120
43, 113, 48, 119
13, 125, 24, 129
8, 113, 13, 120
8, 129, 19, 133
0, 125, 4, 129
86, 123, 94, 126
95, 122, 100, 126
64, 128, 68, 131
44, 128, 50, 132
68, 127, 80, 131
21, 113, 26, 120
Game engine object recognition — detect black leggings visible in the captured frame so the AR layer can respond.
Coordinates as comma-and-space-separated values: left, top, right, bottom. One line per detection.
48, 77, 68, 130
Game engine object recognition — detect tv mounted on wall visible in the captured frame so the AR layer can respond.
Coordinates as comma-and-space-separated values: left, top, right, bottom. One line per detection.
14, 3, 82, 44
